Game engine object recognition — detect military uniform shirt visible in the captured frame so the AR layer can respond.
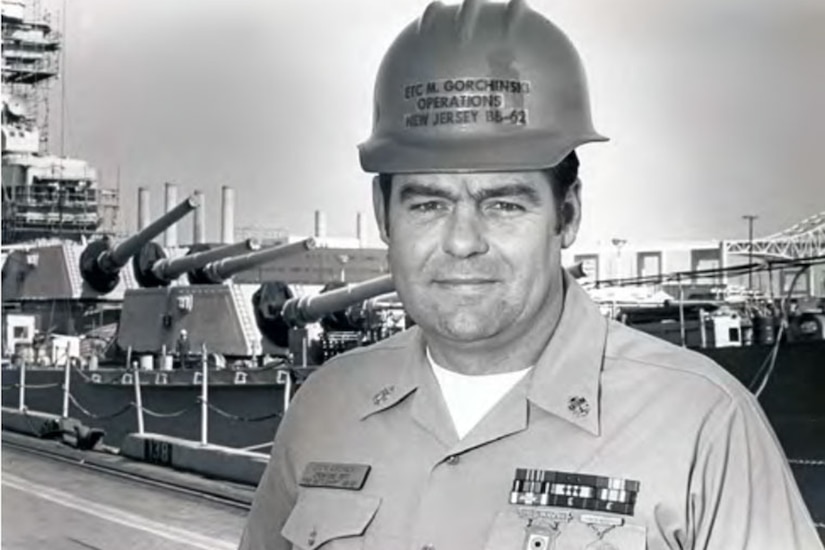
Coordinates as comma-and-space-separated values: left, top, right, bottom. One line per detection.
239, 277, 822, 550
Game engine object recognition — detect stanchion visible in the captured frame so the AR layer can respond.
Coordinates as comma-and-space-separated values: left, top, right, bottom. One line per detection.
678, 276, 686, 347
281, 368, 293, 414
62, 361, 71, 418
18, 361, 26, 411
200, 344, 208, 445
132, 355, 145, 435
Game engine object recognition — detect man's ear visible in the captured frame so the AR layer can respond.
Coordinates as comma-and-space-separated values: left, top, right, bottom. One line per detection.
560, 178, 582, 249
372, 176, 390, 245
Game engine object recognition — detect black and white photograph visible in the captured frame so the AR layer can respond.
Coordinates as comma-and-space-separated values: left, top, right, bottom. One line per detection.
1, 0, 824, 548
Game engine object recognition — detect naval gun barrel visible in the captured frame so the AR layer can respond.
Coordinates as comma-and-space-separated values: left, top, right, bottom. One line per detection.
157, 239, 260, 280
133, 238, 260, 288
281, 274, 395, 327
103, 197, 198, 271
80, 196, 199, 293
199, 237, 316, 284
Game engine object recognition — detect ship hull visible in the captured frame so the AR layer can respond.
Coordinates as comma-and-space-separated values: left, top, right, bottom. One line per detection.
1, 367, 288, 450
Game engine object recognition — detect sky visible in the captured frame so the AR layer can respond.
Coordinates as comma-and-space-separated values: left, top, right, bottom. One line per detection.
43, 0, 825, 247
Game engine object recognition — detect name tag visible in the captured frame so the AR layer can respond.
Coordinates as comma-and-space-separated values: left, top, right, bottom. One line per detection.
299, 462, 371, 490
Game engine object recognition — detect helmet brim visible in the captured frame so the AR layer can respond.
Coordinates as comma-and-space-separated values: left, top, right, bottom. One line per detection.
359, 129, 608, 174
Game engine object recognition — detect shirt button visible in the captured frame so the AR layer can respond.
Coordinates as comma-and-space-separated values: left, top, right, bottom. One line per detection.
446, 455, 460, 465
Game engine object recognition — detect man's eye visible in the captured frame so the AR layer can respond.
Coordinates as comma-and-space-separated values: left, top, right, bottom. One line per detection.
486, 201, 525, 213
409, 201, 447, 213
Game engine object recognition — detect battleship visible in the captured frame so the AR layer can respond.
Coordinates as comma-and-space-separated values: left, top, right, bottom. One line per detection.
1, 0, 824, 540
0, 0, 397, 451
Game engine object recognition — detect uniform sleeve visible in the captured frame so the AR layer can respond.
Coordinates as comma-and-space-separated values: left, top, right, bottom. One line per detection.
689, 392, 823, 550
237, 399, 301, 550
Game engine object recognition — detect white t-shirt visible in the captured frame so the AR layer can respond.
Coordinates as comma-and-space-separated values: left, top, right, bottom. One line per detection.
427, 348, 532, 440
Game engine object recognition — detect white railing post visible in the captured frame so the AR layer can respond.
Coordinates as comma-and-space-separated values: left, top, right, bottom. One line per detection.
18, 361, 26, 411
133, 360, 144, 435
678, 277, 686, 347
283, 368, 293, 413
62, 361, 71, 417
200, 344, 208, 445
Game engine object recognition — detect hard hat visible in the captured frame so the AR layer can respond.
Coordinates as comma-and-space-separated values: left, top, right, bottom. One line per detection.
359, 0, 607, 174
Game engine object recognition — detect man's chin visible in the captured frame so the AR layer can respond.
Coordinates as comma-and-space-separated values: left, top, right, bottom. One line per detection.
432, 315, 504, 343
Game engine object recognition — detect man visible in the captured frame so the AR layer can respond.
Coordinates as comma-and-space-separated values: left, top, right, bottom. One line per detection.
176, 329, 192, 369
240, 1, 822, 548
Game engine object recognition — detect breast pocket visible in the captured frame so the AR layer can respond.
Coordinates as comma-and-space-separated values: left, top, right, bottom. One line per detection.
281, 491, 381, 550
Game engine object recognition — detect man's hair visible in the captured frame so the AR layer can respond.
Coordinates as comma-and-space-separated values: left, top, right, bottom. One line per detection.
378, 150, 579, 235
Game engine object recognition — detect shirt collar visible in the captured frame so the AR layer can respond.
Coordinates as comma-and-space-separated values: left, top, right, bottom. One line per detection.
358, 328, 424, 420
359, 272, 608, 436
525, 272, 608, 436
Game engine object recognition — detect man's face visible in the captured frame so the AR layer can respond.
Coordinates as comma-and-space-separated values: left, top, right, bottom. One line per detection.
374, 171, 580, 344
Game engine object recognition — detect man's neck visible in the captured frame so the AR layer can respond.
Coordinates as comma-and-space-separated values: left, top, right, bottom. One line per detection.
424, 279, 567, 376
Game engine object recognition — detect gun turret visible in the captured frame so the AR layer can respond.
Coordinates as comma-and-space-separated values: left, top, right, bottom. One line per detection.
258, 274, 397, 363
79, 196, 199, 293
197, 238, 317, 284
252, 281, 296, 348
282, 274, 395, 327
253, 274, 396, 348
132, 239, 260, 288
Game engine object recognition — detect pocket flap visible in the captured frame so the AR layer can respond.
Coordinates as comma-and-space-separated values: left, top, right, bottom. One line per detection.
281, 491, 381, 549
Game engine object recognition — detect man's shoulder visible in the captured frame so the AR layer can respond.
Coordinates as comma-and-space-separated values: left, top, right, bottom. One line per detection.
280, 329, 420, 438
330, 326, 419, 364
298, 327, 418, 393
604, 320, 751, 404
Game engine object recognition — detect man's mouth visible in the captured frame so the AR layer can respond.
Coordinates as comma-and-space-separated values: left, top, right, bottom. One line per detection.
431, 278, 500, 286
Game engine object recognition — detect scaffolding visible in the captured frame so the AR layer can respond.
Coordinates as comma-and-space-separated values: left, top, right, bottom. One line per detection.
2, 0, 119, 244
1, 0, 60, 151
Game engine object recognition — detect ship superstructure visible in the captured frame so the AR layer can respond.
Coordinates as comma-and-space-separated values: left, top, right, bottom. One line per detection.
2, 0, 117, 244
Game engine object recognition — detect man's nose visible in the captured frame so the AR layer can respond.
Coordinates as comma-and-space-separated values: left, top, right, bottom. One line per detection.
441, 205, 489, 258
